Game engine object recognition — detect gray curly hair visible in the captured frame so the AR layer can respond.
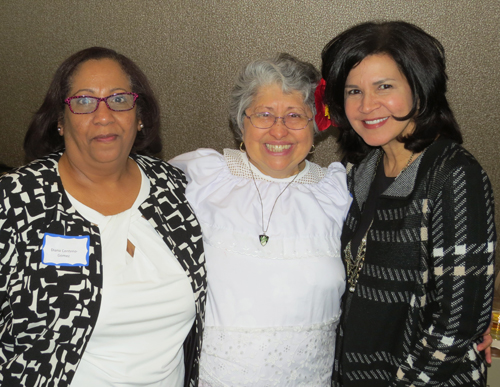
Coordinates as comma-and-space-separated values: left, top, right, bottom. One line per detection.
229, 53, 321, 141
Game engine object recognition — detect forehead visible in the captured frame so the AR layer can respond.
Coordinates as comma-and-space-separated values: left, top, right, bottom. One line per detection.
251, 83, 307, 108
69, 58, 131, 91
348, 54, 406, 81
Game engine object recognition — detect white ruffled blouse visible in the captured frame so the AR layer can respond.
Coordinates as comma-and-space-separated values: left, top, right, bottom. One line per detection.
170, 148, 351, 386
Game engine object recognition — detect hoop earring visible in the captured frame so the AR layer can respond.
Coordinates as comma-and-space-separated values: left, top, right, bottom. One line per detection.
309, 144, 315, 155
240, 142, 246, 152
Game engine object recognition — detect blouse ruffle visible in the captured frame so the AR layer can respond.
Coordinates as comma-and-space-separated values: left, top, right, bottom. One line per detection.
170, 148, 351, 260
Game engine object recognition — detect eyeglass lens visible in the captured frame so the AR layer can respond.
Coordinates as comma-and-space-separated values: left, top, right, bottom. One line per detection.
249, 112, 310, 130
68, 93, 136, 114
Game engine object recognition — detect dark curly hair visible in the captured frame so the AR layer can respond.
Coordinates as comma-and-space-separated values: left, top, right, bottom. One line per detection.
321, 21, 462, 163
24, 47, 162, 161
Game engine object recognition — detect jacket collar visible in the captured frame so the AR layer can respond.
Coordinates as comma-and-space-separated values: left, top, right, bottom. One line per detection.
350, 145, 428, 208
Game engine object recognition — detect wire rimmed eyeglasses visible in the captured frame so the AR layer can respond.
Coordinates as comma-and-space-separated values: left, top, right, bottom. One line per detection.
64, 92, 139, 114
244, 112, 313, 130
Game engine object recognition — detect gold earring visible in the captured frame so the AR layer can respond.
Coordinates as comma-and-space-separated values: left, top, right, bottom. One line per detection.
309, 144, 315, 155
240, 142, 246, 152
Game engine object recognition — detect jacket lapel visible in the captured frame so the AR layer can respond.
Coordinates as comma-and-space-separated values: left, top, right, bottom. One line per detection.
135, 155, 205, 297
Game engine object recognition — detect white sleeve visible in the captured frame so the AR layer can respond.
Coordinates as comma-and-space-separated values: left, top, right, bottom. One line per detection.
319, 161, 353, 226
169, 148, 225, 185
168, 148, 226, 208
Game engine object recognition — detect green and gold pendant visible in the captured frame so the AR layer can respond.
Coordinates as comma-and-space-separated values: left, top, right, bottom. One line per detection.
259, 234, 269, 246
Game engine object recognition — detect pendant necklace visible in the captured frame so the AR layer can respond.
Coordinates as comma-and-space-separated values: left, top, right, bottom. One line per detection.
248, 160, 299, 246
344, 150, 415, 292
344, 221, 372, 292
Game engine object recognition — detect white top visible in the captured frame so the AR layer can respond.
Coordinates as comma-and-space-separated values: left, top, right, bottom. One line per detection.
169, 148, 351, 386
67, 166, 196, 387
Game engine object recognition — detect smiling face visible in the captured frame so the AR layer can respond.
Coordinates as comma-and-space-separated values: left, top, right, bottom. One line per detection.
242, 83, 314, 179
344, 54, 415, 153
59, 58, 141, 167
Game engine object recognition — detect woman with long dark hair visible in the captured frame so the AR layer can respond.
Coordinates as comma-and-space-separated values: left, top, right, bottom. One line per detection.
321, 21, 496, 386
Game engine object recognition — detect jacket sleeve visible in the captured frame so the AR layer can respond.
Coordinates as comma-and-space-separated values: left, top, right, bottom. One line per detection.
0, 177, 18, 365
396, 164, 496, 385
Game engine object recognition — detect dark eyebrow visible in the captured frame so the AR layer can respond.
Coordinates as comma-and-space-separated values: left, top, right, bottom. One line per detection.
345, 78, 398, 89
373, 78, 396, 85
71, 87, 129, 97
71, 88, 94, 96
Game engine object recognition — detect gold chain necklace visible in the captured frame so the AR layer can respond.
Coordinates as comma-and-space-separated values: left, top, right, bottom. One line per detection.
344, 150, 414, 292
397, 151, 415, 177
344, 221, 372, 292
248, 160, 299, 246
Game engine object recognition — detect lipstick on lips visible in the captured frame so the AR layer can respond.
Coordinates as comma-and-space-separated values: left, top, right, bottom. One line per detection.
362, 116, 389, 129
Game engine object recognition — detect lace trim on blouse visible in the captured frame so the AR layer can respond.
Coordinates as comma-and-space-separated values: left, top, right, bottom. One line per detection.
224, 148, 326, 184
199, 317, 339, 387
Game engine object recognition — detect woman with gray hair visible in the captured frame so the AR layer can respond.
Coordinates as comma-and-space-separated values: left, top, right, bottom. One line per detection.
170, 53, 351, 386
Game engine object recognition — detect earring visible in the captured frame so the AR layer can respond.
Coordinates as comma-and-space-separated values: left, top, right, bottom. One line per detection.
57, 127, 63, 136
240, 142, 246, 152
140, 123, 144, 129
309, 144, 316, 155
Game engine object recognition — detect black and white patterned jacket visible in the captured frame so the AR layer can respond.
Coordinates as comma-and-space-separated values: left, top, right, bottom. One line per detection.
0, 153, 206, 387
333, 139, 496, 386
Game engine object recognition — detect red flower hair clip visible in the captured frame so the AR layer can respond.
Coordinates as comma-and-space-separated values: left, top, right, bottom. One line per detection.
314, 78, 336, 131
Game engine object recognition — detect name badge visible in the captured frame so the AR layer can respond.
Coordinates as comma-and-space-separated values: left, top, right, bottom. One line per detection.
42, 233, 90, 267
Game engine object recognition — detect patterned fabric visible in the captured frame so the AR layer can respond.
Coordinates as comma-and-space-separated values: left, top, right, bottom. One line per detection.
224, 148, 326, 184
333, 139, 496, 387
0, 153, 206, 387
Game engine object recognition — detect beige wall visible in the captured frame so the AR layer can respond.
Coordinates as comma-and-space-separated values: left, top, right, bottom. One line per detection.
0, 1, 498, 262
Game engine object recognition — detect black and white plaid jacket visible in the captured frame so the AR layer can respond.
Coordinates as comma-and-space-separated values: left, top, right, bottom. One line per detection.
0, 153, 206, 387
333, 139, 496, 387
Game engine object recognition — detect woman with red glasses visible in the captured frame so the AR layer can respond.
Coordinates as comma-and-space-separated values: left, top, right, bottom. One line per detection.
0, 47, 205, 387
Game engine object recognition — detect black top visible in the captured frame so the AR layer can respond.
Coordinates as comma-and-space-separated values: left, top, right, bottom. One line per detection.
350, 156, 395, 257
